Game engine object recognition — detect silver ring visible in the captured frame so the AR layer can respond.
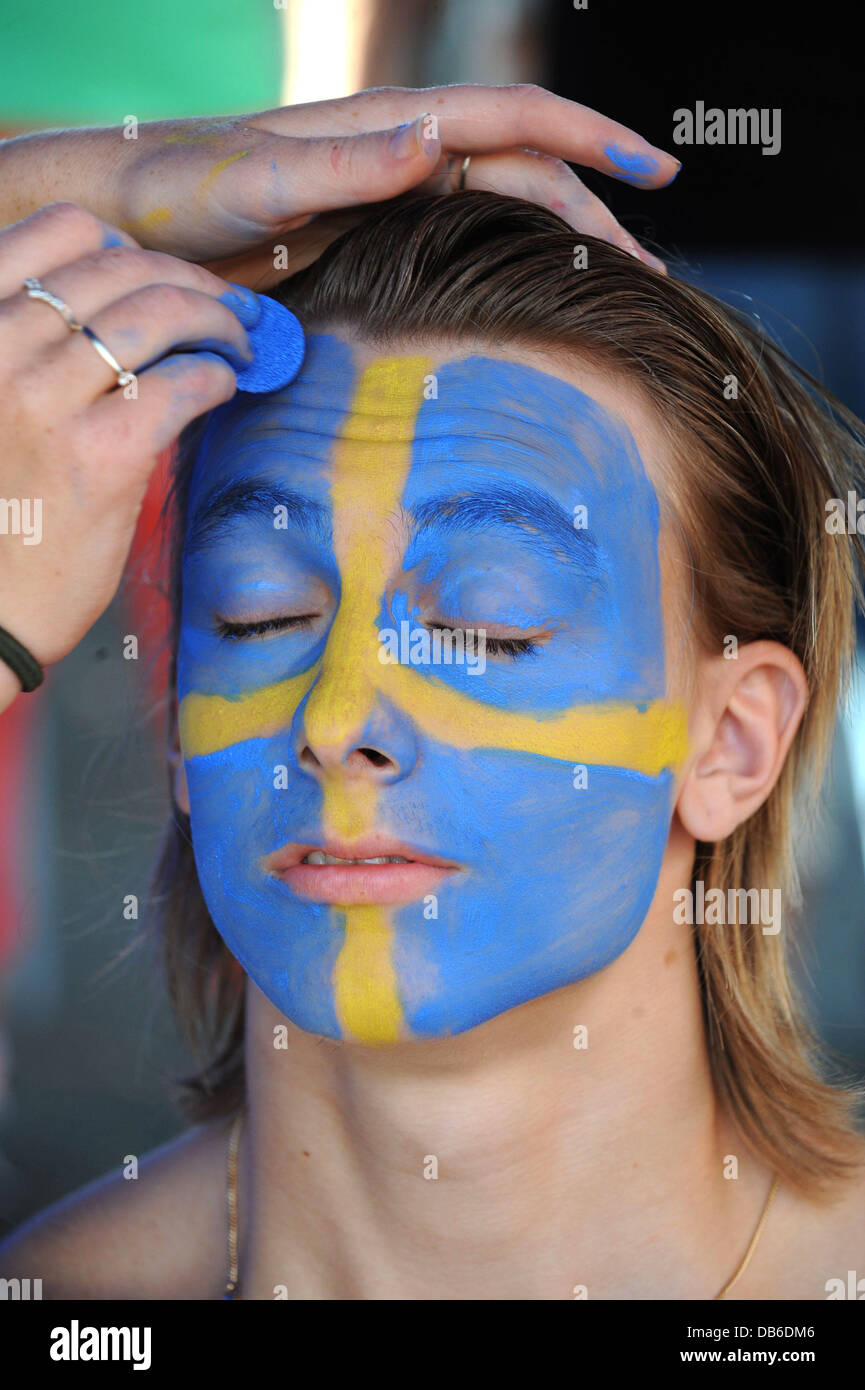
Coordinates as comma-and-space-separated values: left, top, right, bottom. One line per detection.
24, 275, 135, 389
23, 276, 82, 331
80, 325, 136, 389
457, 155, 471, 191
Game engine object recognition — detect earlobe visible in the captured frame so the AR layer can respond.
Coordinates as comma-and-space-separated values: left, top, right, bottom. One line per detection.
676, 640, 808, 842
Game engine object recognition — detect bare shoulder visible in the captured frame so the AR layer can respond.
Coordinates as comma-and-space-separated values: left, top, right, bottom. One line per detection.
753, 1152, 865, 1299
0, 1116, 233, 1300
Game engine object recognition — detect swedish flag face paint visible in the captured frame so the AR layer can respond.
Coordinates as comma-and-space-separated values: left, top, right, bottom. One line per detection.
178, 334, 687, 1044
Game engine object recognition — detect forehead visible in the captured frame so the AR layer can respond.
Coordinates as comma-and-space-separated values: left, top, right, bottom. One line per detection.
187, 334, 664, 522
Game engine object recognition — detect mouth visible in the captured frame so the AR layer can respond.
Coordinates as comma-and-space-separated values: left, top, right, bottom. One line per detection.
262, 838, 460, 906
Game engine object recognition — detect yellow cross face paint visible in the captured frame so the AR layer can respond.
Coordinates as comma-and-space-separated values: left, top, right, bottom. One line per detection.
177, 334, 687, 1043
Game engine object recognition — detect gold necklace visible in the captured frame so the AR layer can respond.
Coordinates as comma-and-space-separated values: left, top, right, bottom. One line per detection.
222, 1110, 780, 1300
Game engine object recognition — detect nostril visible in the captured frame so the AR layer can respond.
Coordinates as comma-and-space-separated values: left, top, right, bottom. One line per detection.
360, 747, 391, 768
298, 745, 322, 773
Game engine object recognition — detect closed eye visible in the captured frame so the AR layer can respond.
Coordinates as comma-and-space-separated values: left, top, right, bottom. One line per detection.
429, 623, 541, 661
216, 614, 316, 640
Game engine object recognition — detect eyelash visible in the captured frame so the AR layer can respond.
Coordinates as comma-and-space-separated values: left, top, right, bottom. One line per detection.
215, 617, 540, 661
484, 637, 539, 660
216, 615, 315, 640
431, 624, 540, 661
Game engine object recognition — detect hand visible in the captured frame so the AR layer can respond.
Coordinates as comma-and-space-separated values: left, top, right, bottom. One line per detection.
0, 202, 249, 686
114, 83, 678, 280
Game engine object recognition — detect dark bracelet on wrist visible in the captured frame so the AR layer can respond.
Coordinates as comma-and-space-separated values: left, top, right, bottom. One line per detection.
0, 623, 45, 692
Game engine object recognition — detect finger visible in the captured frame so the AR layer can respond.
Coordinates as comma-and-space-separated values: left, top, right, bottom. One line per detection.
203, 210, 367, 288
91, 350, 238, 461
0, 201, 139, 300
7, 244, 259, 337
229, 117, 442, 220
251, 83, 680, 188
43, 283, 253, 402
421, 148, 665, 267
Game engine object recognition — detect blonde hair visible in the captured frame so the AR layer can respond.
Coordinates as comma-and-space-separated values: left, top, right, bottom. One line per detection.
154, 192, 865, 1194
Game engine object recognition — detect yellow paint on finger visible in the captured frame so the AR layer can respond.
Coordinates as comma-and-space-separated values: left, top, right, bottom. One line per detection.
333, 906, 403, 1045
129, 206, 173, 233
199, 150, 251, 199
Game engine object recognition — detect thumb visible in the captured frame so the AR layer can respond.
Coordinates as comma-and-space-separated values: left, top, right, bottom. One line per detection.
265, 115, 442, 215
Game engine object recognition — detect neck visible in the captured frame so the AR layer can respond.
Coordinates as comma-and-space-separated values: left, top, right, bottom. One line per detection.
238, 824, 766, 1300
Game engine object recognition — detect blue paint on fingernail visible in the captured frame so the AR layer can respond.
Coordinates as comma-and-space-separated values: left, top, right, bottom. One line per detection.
102, 230, 125, 248
604, 144, 661, 187
234, 295, 306, 394
220, 282, 263, 329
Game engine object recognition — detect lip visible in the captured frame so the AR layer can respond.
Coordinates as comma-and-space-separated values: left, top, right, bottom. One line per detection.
262, 837, 461, 906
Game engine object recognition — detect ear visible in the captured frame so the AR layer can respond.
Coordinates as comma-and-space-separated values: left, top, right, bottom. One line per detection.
168, 697, 191, 816
676, 640, 808, 842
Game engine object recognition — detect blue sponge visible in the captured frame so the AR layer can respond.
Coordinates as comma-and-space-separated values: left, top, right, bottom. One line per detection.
234, 294, 306, 394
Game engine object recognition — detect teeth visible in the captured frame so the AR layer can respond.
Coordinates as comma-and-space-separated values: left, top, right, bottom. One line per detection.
302, 852, 410, 866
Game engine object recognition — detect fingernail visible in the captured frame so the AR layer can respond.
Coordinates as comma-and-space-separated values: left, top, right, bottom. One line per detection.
390, 114, 436, 159
219, 283, 263, 329
642, 251, 668, 273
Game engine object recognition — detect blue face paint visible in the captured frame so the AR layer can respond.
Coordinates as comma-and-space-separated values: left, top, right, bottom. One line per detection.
177, 334, 684, 1042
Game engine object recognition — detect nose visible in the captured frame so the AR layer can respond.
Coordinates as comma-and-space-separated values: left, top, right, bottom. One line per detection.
297, 673, 418, 786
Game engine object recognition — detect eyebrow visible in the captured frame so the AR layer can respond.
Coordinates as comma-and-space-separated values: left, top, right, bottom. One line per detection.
185, 475, 599, 578
185, 477, 331, 558
409, 485, 601, 578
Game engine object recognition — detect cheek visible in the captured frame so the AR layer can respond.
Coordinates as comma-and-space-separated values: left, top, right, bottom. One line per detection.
384, 742, 676, 1037
182, 743, 268, 885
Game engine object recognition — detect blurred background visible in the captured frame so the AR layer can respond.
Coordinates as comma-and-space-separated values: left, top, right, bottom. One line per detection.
0, 0, 863, 1234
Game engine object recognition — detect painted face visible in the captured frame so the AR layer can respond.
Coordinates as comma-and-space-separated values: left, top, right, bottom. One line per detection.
177, 334, 687, 1044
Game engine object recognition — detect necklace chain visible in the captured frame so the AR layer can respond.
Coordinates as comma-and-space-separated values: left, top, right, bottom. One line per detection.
222, 1110, 779, 1300
223, 1110, 242, 1299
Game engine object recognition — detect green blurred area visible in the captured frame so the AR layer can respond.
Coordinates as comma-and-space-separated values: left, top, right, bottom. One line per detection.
0, 0, 282, 125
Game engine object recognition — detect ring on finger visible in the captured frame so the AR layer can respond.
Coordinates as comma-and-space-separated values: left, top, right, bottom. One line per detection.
23, 275, 136, 390
80, 326, 136, 389
23, 275, 83, 330
450, 155, 471, 192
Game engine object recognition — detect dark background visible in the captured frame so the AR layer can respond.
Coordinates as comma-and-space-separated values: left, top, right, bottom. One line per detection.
546, 0, 861, 251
